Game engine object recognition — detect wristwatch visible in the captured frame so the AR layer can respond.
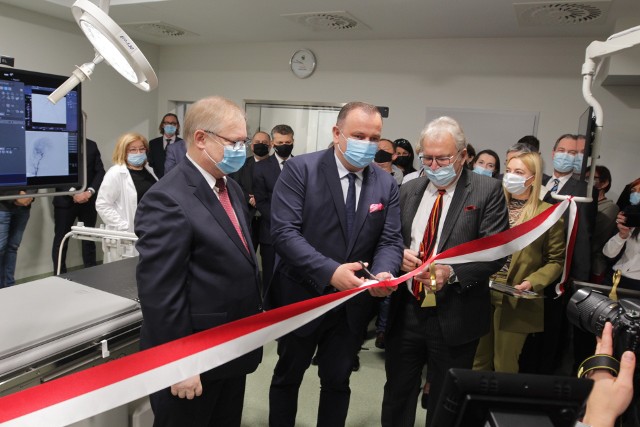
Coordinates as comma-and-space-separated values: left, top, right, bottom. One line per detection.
87, 187, 95, 195
447, 265, 457, 284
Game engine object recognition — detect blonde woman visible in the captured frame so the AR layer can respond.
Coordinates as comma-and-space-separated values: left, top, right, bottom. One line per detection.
473, 152, 565, 373
96, 132, 158, 236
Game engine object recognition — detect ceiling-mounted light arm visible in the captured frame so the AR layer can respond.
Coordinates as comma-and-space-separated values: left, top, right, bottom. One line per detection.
553, 25, 640, 203
48, 0, 157, 104
48, 53, 103, 104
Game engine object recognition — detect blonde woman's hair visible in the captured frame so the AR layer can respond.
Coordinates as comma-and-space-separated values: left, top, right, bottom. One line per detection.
505, 152, 543, 225
112, 132, 148, 165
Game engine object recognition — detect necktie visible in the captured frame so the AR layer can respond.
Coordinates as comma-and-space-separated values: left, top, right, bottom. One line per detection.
345, 173, 357, 238
215, 178, 249, 253
412, 189, 446, 307
164, 139, 171, 150
550, 178, 560, 193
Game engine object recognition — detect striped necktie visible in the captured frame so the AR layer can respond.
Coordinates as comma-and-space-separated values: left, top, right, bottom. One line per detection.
215, 178, 249, 253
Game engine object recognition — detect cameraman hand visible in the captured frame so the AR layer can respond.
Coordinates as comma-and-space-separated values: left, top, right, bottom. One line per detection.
582, 322, 636, 427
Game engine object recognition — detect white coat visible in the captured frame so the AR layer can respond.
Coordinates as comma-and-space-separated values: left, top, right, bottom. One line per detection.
96, 163, 158, 232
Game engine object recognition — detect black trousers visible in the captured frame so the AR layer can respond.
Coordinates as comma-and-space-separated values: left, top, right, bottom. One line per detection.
269, 308, 362, 427
52, 203, 97, 274
150, 375, 247, 427
260, 243, 275, 288
382, 294, 479, 427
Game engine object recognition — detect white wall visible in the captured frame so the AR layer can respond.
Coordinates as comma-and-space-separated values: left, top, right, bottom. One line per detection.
0, 4, 160, 281
3, 3, 640, 283
157, 37, 640, 198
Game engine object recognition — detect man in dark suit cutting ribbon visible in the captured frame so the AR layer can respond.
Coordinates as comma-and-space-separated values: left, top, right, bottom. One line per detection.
266, 102, 404, 427
381, 116, 509, 427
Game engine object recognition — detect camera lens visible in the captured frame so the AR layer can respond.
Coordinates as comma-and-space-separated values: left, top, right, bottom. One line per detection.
567, 288, 621, 334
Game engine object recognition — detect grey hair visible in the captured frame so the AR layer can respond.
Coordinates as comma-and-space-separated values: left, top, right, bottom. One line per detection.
420, 116, 467, 151
183, 96, 245, 147
506, 142, 534, 156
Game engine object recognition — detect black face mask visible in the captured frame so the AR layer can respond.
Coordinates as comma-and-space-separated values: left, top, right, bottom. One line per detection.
252, 143, 269, 157
394, 156, 412, 168
274, 144, 293, 158
374, 150, 393, 163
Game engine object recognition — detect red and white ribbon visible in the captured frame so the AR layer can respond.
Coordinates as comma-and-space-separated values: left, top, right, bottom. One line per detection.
0, 198, 576, 426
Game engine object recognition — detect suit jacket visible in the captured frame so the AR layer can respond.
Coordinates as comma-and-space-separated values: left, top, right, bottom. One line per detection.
135, 159, 262, 379
148, 136, 183, 178
266, 148, 404, 336
390, 169, 509, 346
164, 139, 187, 177
253, 155, 283, 245
498, 201, 565, 334
53, 139, 105, 208
229, 156, 258, 216
542, 175, 597, 281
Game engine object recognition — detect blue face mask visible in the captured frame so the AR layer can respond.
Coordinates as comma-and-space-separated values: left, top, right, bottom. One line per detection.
340, 136, 378, 169
425, 163, 458, 187
203, 141, 246, 175
572, 153, 584, 174
127, 153, 147, 167
163, 125, 177, 136
473, 165, 493, 177
630, 192, 640, 206
553, 152, 575, 173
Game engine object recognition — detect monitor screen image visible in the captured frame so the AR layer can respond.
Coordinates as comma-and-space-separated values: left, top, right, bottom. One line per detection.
0, 67, 83, 191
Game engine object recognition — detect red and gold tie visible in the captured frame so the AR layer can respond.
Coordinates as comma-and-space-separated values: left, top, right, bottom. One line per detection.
412, 189, 446, 306
215, 178, 249, 253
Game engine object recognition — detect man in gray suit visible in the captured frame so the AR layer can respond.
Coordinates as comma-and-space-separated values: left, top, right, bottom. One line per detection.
381, 117, 509, 427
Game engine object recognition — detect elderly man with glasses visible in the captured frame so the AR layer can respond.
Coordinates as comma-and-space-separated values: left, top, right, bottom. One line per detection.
135, 96, 262, 427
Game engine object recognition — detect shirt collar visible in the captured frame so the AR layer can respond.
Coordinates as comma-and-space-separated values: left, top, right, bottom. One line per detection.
186, 153, 223, 192
334, 151, 364, 181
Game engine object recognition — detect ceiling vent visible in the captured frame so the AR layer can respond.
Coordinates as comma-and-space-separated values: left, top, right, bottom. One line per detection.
282, 11, 369, 31
120, 22, 199, 38
514, 1, 611, 25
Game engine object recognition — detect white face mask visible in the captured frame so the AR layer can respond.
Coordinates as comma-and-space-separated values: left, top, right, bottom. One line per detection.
502, 173, 533, 196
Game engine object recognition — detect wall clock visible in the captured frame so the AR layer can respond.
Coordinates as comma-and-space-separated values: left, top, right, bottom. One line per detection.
290, 49, 316, 79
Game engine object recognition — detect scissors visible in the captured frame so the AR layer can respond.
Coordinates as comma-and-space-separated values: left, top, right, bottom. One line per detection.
358, 261, 377, 280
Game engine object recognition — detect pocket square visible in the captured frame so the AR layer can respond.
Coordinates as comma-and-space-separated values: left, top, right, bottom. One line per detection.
369, 203, 384, 213
464, 205, 477, 211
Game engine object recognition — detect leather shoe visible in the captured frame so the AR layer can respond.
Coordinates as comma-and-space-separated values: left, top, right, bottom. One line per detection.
352, 355, 360, 372
375, 332, 385, 349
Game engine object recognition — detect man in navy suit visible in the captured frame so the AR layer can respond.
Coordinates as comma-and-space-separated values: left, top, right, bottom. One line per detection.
148, 113, 183, 178
135, 96, 262, 427
253, 124, 294, 286
229, 131, 272, 249
267, 102, 404, 427
381, 117, 509, 427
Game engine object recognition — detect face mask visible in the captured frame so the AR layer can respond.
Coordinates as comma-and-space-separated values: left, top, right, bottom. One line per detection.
274, 144, 293, 158
127, 153, 147, 167
163, 125, 177, 136
630, 192, 640, 206
424, 164, 458, 187
340, 138, 378, 169
553, 152, 575, 173
572, 153, 584, 174
502, 173, 532, 196
473, 165, 493, 177
252, 143, 269, 157
203, 141, 246, 175
374, 150, 393, 163
394, 156, 412, 168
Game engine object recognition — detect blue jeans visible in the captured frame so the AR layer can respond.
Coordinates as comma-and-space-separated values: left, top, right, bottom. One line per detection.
0, 207, 31, 287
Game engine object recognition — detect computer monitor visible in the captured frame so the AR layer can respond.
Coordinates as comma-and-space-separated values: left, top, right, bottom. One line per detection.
431, 369, 593, 427
576, 106, 596, 180
0, 68, 83, 192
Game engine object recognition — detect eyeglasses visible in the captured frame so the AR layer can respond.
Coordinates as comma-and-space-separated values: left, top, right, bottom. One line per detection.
162, 121, 178, 126
419, 150, 462, 167
127, 147, 147, 153
203, 130, 248, 150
